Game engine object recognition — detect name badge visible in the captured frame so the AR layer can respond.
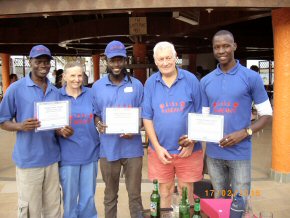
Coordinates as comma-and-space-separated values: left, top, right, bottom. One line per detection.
124, 87, 133, 93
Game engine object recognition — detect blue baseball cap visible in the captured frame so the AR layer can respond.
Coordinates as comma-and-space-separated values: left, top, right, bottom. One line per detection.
29, 45, 52, 59
105, 40, 127, 58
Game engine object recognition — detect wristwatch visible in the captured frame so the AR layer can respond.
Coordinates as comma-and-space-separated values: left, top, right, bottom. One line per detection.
245, 127, 253, 136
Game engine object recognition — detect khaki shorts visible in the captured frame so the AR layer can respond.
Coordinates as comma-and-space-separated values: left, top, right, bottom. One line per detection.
148, 147, 204, 183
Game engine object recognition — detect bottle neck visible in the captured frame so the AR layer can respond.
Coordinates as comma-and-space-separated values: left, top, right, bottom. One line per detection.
153, 183, 158, 193
181, 187, 187, 204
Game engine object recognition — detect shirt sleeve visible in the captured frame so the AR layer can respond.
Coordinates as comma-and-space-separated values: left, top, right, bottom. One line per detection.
0, 85, 16, 123
255, 99, 272, 116
91, 84, 102, 117
200, 78, 210, 108
136, 80, 144, 107
191, 77, 202, 113
251, 73, 269, 104
141, 80, 153, 120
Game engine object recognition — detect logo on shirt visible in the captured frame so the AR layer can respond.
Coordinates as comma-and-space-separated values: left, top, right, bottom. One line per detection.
213, 101, 239, 114
159, 101, 185, 113
70, 113, 94, 125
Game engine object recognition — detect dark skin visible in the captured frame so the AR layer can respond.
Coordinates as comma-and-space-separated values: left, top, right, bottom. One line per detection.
177, 135, 196, 158
106, 56, 126, 84
219, 115, 271, 148
95, 56, 132, 139
212, 34, 237, 73
178, 135, 195, 148
175, 34, 271, 149
29, 56, 51, 93
212, 33, 271, 147
0, 55, 73, 137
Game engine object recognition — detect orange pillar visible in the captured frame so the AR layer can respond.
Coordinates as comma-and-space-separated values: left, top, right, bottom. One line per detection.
271, 8, 290, 182
133, 43, 147, 84
1, 53, 10, 94
92, 54, 100, 82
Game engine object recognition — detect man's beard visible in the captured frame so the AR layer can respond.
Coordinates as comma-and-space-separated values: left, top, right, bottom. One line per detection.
107, 67, 127, 79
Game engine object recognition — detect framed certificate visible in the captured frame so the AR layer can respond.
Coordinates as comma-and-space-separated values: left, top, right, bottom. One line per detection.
188, 113, 224, 143
35, 100, 70, 131
104, 107, 140, 134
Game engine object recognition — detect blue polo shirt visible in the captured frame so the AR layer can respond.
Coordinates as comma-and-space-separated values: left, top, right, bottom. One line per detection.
142, 68, 202, 154
0, 73, 61, 168
58, 86, 100, 166
92, 75, 144, 161
200, 61, 269, 160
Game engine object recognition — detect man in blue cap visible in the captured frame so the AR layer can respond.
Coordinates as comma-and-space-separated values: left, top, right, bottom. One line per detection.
92, 40, 144, 218
0, 45, 73, 218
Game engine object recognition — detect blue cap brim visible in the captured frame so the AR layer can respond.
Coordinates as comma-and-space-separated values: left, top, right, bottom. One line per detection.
106, 53, 127, 59
30, 54, 53, 60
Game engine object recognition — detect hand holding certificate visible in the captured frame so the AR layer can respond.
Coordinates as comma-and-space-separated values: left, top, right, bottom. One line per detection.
188, 113, 224, 143
35, 100, 70, 131
105, 107, 140, 134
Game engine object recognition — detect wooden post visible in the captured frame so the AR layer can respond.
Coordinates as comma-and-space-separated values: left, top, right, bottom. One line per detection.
133, 43, 147, 84
92, 54, 100, 82
1, 53, 11, 94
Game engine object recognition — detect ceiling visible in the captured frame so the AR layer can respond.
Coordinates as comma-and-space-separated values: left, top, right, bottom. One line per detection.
0, 7, 274, 60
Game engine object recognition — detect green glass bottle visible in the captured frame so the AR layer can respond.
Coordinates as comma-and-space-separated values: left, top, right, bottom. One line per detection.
179, 187, 190, 218
150, 179, 160, 218
192, 197, 201, 218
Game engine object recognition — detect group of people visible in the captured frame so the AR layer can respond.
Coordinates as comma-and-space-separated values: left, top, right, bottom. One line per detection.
0, 29, 272, 218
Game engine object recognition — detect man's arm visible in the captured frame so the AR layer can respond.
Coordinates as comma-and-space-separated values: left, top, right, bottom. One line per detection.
1, 119, 74, 138
251, 99, 273, 133
94, 116, 101, 125
220, 115, 271, 147
0, 118, 40, 132
250, 115, 272, 133
220, 100, 272, 147
94, 116, 107, 134
143, 119, 172, 164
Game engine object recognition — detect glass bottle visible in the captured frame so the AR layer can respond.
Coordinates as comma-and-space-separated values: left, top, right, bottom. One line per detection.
150, 179, 160, 218
192, 197, 201, 218
179, 187, 190, 218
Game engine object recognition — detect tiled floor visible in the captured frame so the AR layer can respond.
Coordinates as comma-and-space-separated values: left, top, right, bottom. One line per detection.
0, 121, 289, 217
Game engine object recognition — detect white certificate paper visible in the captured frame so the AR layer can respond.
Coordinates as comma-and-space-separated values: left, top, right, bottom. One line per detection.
188, 113, 224, 143
105, 107, 140, 134
35, 100, 70, 131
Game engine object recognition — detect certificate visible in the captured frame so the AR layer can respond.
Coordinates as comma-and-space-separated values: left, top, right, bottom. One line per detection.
188, 113, 224, 143
35, 100, 70, 131
105, 107, 140, 134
